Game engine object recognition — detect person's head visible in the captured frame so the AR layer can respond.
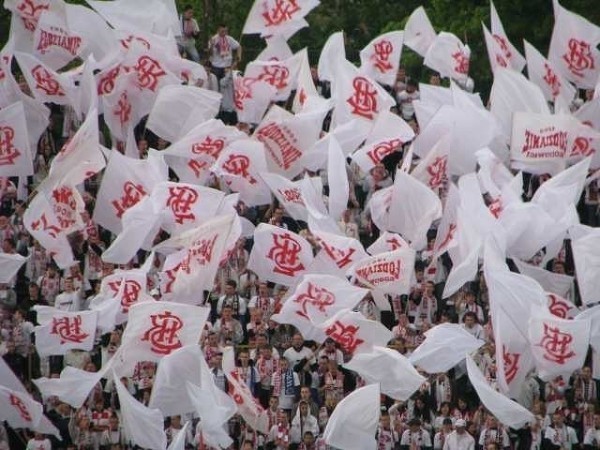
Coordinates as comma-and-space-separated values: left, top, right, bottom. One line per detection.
553, 411, 564, 427
258, 282, 269, 297
380, 411, 391, 429
183, 5, 194, 19
463, 311, 477, 327
464, 290, 476, 303
279, 357, 289, 371
552, 261, 566, 274
303, 431, 315, 445
170, 415, 181, 427
224, 279, 237, 296
487, 415, 498, 429
221, 305, 233, 320
238, 349, 250, 365
408, 418, 421, 431
457, 398, 468, 410
439, 401, 451, 415
582, 366, 592, 380
594, 412, 600, 428
455, 418, 467, 434
241, 441, 254, 450
217, 24, 228, 37
292, 333, 304, 350
300, 386, 311, 401
63, 277, 74, 292
109, 414, 119, 430
442, 417, 453, 432
273, 207, 284, 222
430, 73, 441, 86
277, 408, 288, 425
269, 395, 279, 410
299, 400, 309, 416
406, 79, 417, 93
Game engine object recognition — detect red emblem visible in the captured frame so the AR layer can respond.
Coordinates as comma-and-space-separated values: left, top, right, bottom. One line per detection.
543, 64, 562, 98
298, 88, 307, 106
294, 282, 336, 318
493, 34, 512, 60
134, 56, 166, 92
222, 154, 257, 184
267, 232, 305, 277
262, 0, 301, 27
436, 223, 457, 253
452, 50, 470, 75
51, 315, 89, 344
17, 0, 48, 31
495, 54, 508, 68
347, 76, 379, 120
0, 126, 21, 166
97, 66, 121, 95
112, 182, 147, 218
488, 198, 503, 219
187, 159, 210, 179
538, 323, 575, 365
180, 235, 218, 274
191, 136, 225, 159
562, 38, 595, 78
166, 186, 199, 225
234, 77, 254, 111
142, 310, 184, 355
51, 186, 78, 230
31, 65, 65, 96
114, 279, 142, 313
31, 213, 61, 239
426, 156, 448, 189
258, 65, 290, 90
325, 321, 364, 353
548, 294, 570, 319
319, 240, 356, 269
162, 265, 179, 294
9, 394, 32, 422
120, 35, 151, 50
277, 188, 304, 205
373, 39, 394, 73
502, 345, 520, 384
367, 139, 402, 165
114, 92, 132, 128
570, 137, 595, 157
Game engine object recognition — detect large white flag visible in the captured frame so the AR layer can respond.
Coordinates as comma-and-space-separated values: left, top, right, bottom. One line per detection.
233, 72, 276, 125
260, 172, 309, 222
35, 309, 97, 356
466, 354, 534, 429
529, 311, 590, 380
549, 0, 600, 89
33, 366, 106, 409
242, 0, 320, 39
483, 24, 511, 74
359, 31, 404, 87
0, 386, 60, 438
309, 230, 369, 276
344, 346, 425, 401
513, 259, 573, 298
489, 0, 526, 72
0, 102, 33, 177
349, 248, 415, 297
248, 223, 314, 286
114, 372, 167, 450
32, 9, 83, 70
222, 347, 270, 434
318, 31, 345, 83
322, 383, 380, 450
404, 6, 437, 57
572, 230, 600, 306
15, 51, 75, 105
424, 32, 471, 82
244, 51, 303, 102
0, 253, 27, 283
118, 302, 210, 375
327, 135, 349, 221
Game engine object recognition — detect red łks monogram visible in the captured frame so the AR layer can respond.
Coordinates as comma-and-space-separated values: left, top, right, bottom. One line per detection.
166, 186, 199, 225
31, 213, 61, 239
112, 182, 147, 218
502, 345, 520, 384
51, 186, 78, 230
262, 0, 301, 27
562, 38, 595, 78
452, 50, 470, 75
326, 321, 364, 353
493, 34, 512, 59
373, 39, 394, 73
277, 188, 304, 205
222, 154, 257, 184
548, 294, 570, 319
258, 65, 290, 90
142, 310, 184, 355
267, 232, 305, 277
0, 126, 21, 166
109, 279, 142, 313
31, 65, 65, 96
367, 139, 402, 165
180, 235, 218, 274
294, 282, 335, 318
538, 323, 575, 364
114, 92, 132, 127
192, 136, 225, 159
426, 156, 448, 189
347, 77, 378, 120
51, 315, 89, 344
17, 0, 49, 31
134, 56, 166, 92
10, 394, 32, 422
543, 64, 562, 98
97, 66, 121, 95
319, 240, 356, 269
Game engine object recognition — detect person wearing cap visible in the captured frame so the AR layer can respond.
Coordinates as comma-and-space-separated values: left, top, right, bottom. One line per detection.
400, 418, 433, 450
479, 416, 510, 450
434, 418, 455, 450
442, 419, 475, 450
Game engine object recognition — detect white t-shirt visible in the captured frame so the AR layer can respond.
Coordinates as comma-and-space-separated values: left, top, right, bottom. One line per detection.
544, 425, 579, 450
209, 34, 240, 68
443, 431, 475, 450
283, 346, 314, 366
26, 438, 52, 450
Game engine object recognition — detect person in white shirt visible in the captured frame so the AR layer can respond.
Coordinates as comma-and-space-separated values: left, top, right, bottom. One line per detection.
208, 24, 241, 80
435, 418, 454, 450
544, 411, 579, 450
177, 5, 200, 62
479, 416, 510, 450
317, 338, 344, 366
583, 412, 600, 449
26, 433, 51, 450
283, 334, 314, 367
443, 419, 475, 450
54, 277, 81, 312
290, 401, 319, 445
400, 418, 433, 450
396, 80, 420, 120
460, 312, 484, 341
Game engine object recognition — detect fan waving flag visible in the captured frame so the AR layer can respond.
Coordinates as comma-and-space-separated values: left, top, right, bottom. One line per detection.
34, 309, 97, 357
359, 31, 404, 87
248, 223, 314, 286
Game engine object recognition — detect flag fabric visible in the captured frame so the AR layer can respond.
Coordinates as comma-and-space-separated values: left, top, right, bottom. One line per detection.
344, 346, 425, 401
98, 269, 155, 323
0, 101, 34, 177
318, 309, 393, 355
113, 371, 167, 450
572, 230, 600, 306
513, 259, 574, 298
410, 134, 450, 193
466, 354, 534, 429
549, 0, 600, 89
424, 32, 471, 82
409, 323, 484, 373
244, 51, 302, 102
529, 311, 590, 380
327, 136, 349, 221
0, 386, 60, 438
260, 172, 309, 222
367, 232, 410, 256
15, 51, 76, 105
309, 230, 369, 276
118, 302, 210, 375
242, 0, 320, 39
34, 309, 97, 356
318, 31, 345, 83
359, 31, 404, 87
0, 253, 27, 283
483, 23, 511, 74
233, 72, 276, 125
33, 366, 106, 409
349, 248, 416, 297
547, 293, 579, 319
404, 7, 437, 57
489, 0, 526, 72
222, 347, 270, 434
322, 383, 380, 450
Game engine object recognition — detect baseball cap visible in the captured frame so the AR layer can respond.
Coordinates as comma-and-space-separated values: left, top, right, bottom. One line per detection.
455, 419, 466, 427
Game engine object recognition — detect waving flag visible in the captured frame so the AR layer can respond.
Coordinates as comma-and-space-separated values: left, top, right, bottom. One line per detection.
33, 366, 106, 409
345, 346, 425, 401
327, 136, 349, 221
293, 48, 320, 112
0, 386, 60, 438
489, 0, 526, 72
349, 248, 415, 296
549, 0, 600, 89
411, 134, 450, 193
483, 24, 511, 73
32, 9, 83, 70
0, 101, 33, 177
248, 223, 314, 286
0, 253, 27, 283
245, 51, 303, 102
187, 380, 235, 449
310, 230, 369, 276
360, 31, 404, 87
404, 6, 437, 57
15, 51, 75, 105
260, 172, 309, 221
318, 31, 345, 83
572, 230, 600, 306
35, 309, 97, 356
98, 269, 154, 324
233, 72, 276, 125
424, 32, 471, 82
242, 0, 320, 39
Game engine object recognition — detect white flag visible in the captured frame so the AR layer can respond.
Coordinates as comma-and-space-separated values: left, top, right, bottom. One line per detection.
35, 309, 97, 356
529, 311, 590, 380
15, 51, 75, 105
411, 134, 450, 193
572, 230, 600, 306
466, 354, 534, 429
489, 0, 526, 72
367, 232, 409, 256
0, 253, 27, 283
359, 31, 404, 87
404, 7, 437, 57
549, 0, 600, 89
242, 0, 319, 39
260, 172, 309, 222
344, 346, 425, 401
0, 386, 60, 438
248, 223, 314, 286
309, 230, 369, 276
424, 32, 471, 82
233, 72, 276, 125
513, 259, 573, 298
244, 51, 303, 102
349, 248, 415, 297
322, 383, 380, 450
0, 102, 33, 177
33, 9, 83, 70
318, 31, 345, 83
327, 136, 349, 221
33, 366, 106, 409
483, 24, 511, 74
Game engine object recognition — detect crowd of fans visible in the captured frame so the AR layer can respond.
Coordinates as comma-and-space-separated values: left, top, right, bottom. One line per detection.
1, 4, 600, 450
